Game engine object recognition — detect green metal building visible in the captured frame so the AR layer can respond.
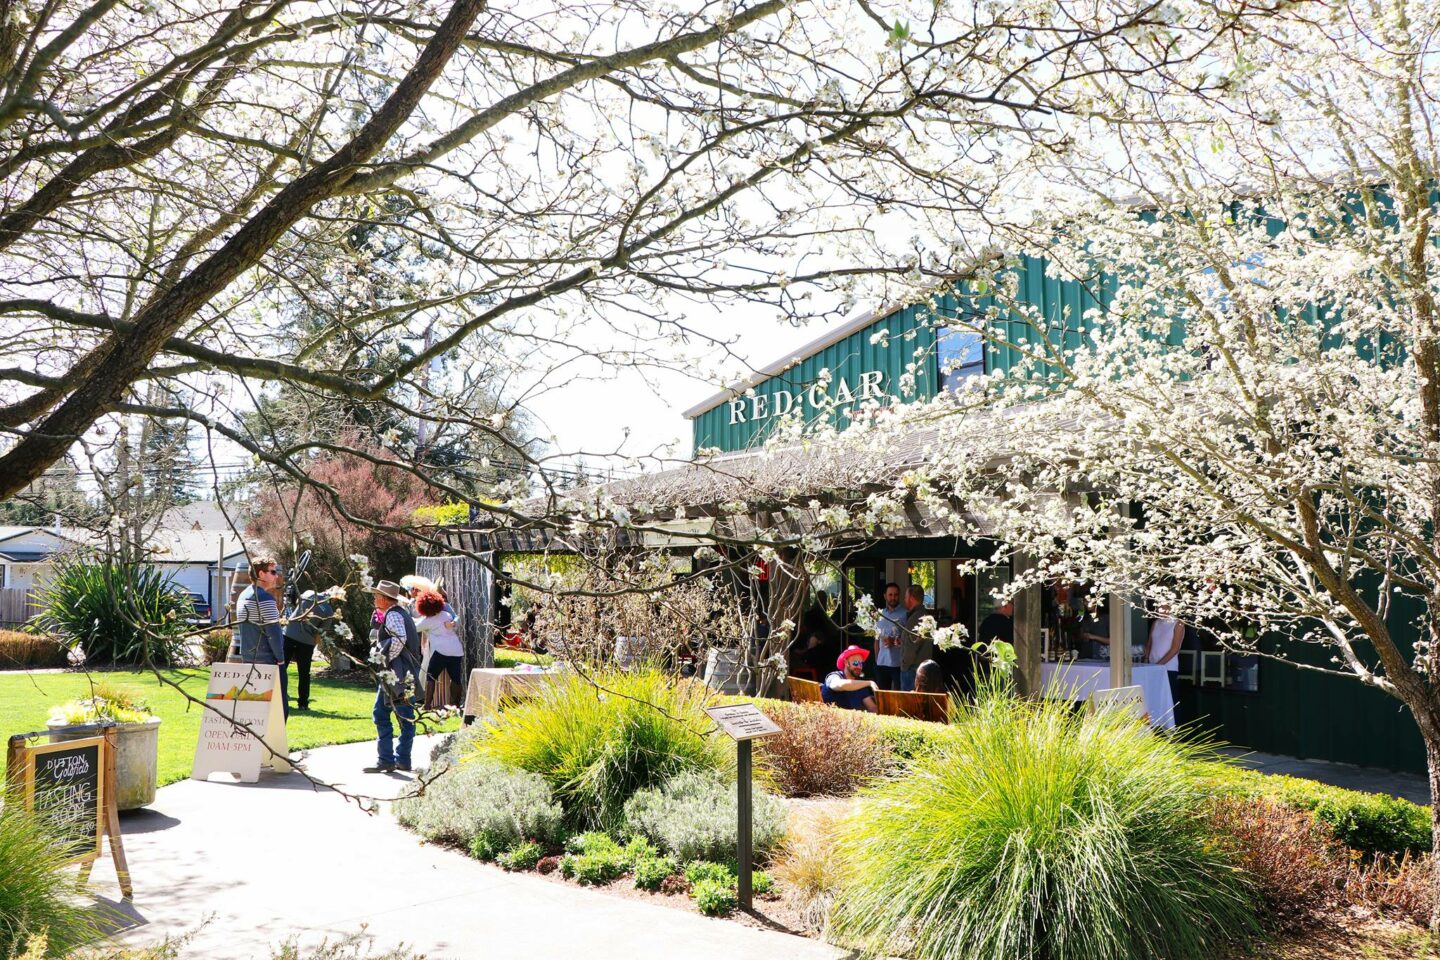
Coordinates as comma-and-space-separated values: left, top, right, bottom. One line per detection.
683, 257, 1425, 776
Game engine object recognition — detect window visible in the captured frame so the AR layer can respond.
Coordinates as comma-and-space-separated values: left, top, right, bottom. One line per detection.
937, 325, 985, 390
906, 560, 936, 607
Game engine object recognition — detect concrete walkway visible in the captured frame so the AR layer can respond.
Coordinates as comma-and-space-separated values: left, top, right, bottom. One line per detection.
1219, 748, 1431, 805
86, 737, 846, 960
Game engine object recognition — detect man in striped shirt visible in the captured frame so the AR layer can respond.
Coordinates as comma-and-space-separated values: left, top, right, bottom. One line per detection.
234, 554, 289, 718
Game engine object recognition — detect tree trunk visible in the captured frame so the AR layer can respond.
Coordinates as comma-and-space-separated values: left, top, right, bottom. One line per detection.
1427, 738, 1440, 932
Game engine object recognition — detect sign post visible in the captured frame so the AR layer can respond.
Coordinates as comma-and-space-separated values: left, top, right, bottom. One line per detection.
5, 724, 131, 899
703, 702, 780, 910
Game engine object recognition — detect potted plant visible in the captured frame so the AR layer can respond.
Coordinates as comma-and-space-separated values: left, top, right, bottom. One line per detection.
48, 683, 162, 810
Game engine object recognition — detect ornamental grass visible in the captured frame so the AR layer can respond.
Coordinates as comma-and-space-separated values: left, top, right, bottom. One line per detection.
829, 680, 1259, 960
471, 667, 724, 832
0, 805, 103, 959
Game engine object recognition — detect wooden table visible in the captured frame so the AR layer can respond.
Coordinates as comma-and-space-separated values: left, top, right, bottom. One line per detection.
462, 667, 556, 719
1039, 660, 1176, 729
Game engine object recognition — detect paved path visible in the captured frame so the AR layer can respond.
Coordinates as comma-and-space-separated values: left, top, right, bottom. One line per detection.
1220, 748, 1431, 805
87, 737, 846, 960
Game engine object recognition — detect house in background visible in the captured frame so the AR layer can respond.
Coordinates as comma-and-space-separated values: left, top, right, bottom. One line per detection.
0, 504, 249, 624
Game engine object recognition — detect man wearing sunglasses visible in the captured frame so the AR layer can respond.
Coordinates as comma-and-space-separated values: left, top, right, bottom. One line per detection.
821, 644, 879, 712
234, 555, 289, 719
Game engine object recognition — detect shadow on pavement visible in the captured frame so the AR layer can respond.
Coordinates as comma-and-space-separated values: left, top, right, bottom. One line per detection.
118, 809, 181, 834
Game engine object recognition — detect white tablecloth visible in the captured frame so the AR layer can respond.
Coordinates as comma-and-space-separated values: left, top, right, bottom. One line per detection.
1039, 661, 1176, 729
462, 668, 556, 718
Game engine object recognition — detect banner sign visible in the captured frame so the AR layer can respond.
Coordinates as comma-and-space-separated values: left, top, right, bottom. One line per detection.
192, 662, 290, 783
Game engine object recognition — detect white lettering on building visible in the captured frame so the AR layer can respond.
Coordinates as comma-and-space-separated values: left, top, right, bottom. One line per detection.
724, 370, 888, 429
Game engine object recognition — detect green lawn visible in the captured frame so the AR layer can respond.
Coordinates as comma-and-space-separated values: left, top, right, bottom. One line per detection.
0, 666, 472, 786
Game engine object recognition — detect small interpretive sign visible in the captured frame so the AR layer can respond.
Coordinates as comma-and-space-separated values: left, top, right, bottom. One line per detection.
703, 703, 781, 741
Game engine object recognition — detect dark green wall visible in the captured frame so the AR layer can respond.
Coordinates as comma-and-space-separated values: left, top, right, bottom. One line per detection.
1180, 637, 1426, 775
692, 305, 939, 453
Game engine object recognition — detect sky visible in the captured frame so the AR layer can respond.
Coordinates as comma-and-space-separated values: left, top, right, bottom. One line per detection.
517, 300, 853, 476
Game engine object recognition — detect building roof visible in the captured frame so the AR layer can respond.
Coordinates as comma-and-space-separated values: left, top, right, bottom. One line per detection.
145, 528, 247, 565
442, 411, 1011, 554
157, 501, 238, 532
0, 522, 245, 565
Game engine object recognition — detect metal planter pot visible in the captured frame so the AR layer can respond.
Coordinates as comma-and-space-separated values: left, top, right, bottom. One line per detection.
48, 717, 162, 810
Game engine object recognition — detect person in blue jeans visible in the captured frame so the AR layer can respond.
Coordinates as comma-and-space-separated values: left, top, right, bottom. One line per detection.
364, 580, 421, 773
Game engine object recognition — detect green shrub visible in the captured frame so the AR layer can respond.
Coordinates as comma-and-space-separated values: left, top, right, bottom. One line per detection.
684, 860, 736, 887
466, 832, 500, 861
393, 755, 562, 849
622, 836, 658, 863
497, 840, 544, 872
566, 849, 629, 885
1205, 764, 1430, 856
829, 687, 1258, 960
690, 878, 738, 916
36, 557, 194, 665
564, 831, 621, 856
198, 628, 231, 665
0, 806, 103, 958
624, 770, 786, 864
751, 870, 774, 895
473, 668, 724, 832
633, 856, 678, 891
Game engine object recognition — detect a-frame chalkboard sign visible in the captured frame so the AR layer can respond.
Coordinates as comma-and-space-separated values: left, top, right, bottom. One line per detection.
6, 723, 132, 900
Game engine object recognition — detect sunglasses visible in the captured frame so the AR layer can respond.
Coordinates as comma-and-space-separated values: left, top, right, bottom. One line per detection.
847, 660, 865, 668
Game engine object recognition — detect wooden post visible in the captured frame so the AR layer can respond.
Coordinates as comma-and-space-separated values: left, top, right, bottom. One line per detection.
101, 724, 132, 899
1108, 504, 1134, 692
1012, 553, 1042, 697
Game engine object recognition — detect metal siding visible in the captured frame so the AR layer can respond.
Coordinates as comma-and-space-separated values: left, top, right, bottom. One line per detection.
691, 303, 939, 452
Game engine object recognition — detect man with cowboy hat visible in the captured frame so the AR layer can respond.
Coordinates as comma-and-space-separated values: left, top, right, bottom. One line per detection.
822, 644, 879, 712
364, 580, 422, 773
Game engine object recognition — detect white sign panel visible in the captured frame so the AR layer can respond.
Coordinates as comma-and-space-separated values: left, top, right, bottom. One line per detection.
704, 703, 781, 741
191, 663, 290, 783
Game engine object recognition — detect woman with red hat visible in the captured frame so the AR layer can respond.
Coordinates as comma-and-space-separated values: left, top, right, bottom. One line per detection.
822, 645, 879, 712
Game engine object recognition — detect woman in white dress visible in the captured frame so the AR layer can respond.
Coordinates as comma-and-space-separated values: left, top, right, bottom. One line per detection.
1148, 609, 1185, 726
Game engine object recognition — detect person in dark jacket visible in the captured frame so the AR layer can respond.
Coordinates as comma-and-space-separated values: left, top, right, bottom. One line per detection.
364, 580, 421, 774
283, 590, 334, 713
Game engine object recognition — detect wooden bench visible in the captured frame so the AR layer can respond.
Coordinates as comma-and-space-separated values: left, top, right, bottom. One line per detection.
790, 676, 949, 723
876, 688, 950, 724
787, 676, 823, 703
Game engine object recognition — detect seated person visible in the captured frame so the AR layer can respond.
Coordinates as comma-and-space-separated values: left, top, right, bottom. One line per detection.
914, 659, 945, 694
822, 645, 879, 712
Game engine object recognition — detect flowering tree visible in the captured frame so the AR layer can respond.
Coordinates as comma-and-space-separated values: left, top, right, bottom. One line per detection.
0, 0, 1260, 527
812, 0, 1440, 919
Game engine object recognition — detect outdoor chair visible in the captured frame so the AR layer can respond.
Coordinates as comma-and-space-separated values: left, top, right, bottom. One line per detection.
876, 688, 950, 723
1200, 650, 1226, 687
